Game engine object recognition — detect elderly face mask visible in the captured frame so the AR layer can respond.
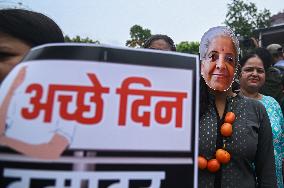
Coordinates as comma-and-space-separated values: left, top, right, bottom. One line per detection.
201, 35, 237, 91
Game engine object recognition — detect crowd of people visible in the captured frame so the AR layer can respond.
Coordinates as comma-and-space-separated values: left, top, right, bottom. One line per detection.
0, 7, 283, 188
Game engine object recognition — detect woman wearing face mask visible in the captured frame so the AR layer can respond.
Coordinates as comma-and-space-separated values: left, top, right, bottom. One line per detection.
198, 26, 277, 187
239, 48, 283, 188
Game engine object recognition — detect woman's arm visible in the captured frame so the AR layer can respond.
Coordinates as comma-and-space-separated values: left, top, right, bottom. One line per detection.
0, 133, 69, 159
254, 105, 277, 187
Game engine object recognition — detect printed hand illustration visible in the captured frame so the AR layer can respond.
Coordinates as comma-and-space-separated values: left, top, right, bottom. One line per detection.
10, 66, 26, 91
0, 135, 8, 146
0, 66, 27, 135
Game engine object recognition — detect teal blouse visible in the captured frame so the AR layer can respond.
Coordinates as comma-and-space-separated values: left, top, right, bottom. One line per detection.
260, 95, 284, 188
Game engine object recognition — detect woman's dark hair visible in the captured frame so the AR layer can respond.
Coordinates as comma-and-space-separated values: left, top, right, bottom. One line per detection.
240, 47, 273, 72
0, 9, 64, 47
143, 34, 176, 51
239, 53, 258, 68
200, 77, 209, 117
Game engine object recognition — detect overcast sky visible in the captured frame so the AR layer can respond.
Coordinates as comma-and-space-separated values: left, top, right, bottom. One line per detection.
2, 0, 284, 46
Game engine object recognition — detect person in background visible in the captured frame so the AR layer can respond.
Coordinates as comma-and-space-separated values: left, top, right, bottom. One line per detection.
267, 44, 284, 94
198, 26, 277, 187
239, 48, 283, 188
0, 8, 68, 159
267, 43, 284, 67
0, 8, 64, 84
256, 46, 284, 114
143, 34, 176, 51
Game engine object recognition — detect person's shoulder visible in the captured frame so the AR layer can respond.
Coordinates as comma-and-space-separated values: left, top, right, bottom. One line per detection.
261, 95, 277, 103
239, 95, 266, 110
274, 61, 284, 70
261, 95, 282, 110
274, 60, 284, 74
265, 66, 283, 83
237, 95, 269, 122
267, 66, 281, 74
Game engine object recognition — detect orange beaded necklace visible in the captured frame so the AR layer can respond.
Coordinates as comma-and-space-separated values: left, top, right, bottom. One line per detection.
198, 112, 235, 172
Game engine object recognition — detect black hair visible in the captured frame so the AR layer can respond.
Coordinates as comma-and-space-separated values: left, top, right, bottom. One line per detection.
240, 53, 258, 68
240, 47, 273, 72
0, 9, 64, 47
143, 34, 176, 51
199, 77, 209, 117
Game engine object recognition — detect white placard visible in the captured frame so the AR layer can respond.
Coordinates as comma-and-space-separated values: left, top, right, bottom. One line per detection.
0, 59, 193, 151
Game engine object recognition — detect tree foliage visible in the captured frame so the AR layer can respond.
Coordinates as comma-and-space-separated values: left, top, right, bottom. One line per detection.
176, 41, 200, 55
126, 25, 151, 48
224, 0, 271, 37
64, 35, 99, 44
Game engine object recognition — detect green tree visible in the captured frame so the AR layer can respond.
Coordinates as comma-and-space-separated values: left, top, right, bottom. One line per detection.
176, 41, 200, 55
64, 35, 99, 44
224, 0, 271, 37
126, 25, 151, 48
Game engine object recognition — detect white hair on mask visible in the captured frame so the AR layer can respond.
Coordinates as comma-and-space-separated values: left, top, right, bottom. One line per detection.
199, 26, 240, 63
